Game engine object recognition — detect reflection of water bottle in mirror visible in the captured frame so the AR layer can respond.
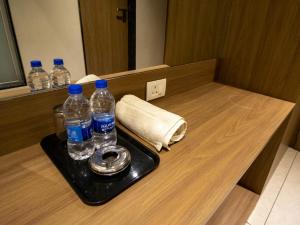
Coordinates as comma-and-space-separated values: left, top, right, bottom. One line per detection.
63, 84, 94, 160
50, 58, 71, 88
27, 60, 51, 91
90, 80, 117, 149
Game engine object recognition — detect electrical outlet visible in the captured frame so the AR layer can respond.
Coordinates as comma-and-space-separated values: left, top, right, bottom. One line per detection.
146, 78, 166, 101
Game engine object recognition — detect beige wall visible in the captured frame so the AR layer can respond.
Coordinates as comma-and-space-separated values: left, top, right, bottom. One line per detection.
136, 0, 168, 69
8, 0, 86, 81
8, 0, 167, 80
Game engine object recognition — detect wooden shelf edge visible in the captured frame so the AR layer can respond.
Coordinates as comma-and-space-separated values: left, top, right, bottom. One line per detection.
206, 185, 259, 225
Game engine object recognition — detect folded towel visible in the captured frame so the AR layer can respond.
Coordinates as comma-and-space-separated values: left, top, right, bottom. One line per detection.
115, 95, 187, 151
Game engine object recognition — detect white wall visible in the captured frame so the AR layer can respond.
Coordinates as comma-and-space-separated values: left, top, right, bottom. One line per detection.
136, 0, 168, 69
9, 0, 86, 81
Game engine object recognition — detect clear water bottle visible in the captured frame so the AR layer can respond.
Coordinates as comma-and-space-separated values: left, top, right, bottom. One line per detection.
50, 58, 71, 88
27, 60, 51, 91
63, 84, 94, 160
90, 80, 117, 149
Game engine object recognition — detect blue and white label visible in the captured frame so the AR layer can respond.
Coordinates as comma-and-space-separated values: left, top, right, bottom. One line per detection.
66, 125, 83, 142
81, 120, 93, 141
93, 115, 115, 133
66, 120, 93, 142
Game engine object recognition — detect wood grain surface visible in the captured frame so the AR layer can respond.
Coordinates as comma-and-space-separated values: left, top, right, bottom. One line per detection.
79, 0, 129, 75
164, 0, 300, 149
165, 0, 300, 102
238, 114, 290, 194
0, 60, 216, 155
164, 0, 222, 65
217, 0, 300, 102
285, 96, 300, 150
217, 0, 300, 149
206, 185, 259, 225
0, 82, 293, 225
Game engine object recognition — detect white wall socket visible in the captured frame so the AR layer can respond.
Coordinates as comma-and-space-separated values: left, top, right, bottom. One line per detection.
146, 78, 166, 101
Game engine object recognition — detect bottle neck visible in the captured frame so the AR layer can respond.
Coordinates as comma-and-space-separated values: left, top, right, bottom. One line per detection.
96, 87, 107, 90
69, 93, 83, 98
32, 66, 42, 70
54, 64, 64, 69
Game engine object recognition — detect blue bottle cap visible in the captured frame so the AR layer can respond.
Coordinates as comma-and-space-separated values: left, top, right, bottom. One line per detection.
30, 60, 42, 67
68, 84, 82, 94
95, 79, 108, 88
54, 58, 64, 65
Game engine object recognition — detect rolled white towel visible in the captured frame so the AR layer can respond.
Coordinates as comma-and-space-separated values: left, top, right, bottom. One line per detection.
116, 95, 187, 151
76, 74, 99, 84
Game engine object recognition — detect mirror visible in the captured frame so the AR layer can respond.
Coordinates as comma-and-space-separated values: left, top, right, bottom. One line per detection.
0, 0, 168, 96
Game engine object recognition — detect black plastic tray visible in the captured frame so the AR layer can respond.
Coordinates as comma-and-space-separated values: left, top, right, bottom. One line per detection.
40, 128, 160, 205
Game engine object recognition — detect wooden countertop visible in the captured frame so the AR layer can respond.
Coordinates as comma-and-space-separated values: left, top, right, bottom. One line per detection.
0, 82, 294, 225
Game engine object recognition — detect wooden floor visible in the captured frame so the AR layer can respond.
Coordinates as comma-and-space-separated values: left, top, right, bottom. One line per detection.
207, 185, 259, 225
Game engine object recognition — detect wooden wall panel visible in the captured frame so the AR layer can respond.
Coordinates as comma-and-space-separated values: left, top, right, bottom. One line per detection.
218, 0, 300, 149
164, 0, 224, 65
0, 60, 216, 155
164, 0, 300, 148
217, 0, 300, 102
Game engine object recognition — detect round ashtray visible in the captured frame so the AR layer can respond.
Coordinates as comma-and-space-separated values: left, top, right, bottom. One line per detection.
89, 145, 131, 176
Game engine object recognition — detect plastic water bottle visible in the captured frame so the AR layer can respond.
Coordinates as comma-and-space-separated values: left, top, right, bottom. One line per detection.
50, 58, 71, 88
90, 80, 117, 149
63, 84, 94, 160
27, 60, 51, 91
